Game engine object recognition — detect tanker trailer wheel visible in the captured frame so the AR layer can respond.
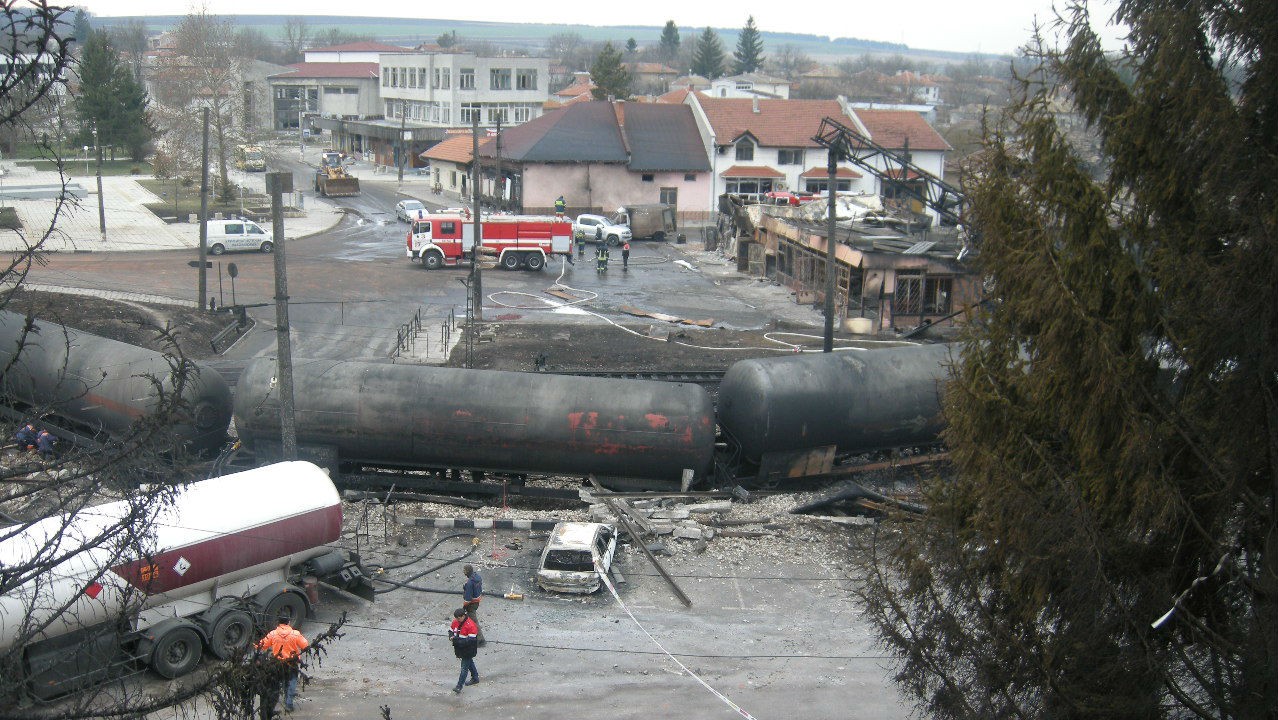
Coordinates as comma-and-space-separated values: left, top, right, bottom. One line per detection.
208, 609, 255, 660
525, 253, 545, 271
500, 253, 522, 270
263, 591, 308, 628
422, 250, 443, 270
653, 231, 665, 242
151, 625, 203, 679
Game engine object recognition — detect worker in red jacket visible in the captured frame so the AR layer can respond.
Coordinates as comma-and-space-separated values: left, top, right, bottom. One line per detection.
256, 615, 310, 715
449, 608, 480, 694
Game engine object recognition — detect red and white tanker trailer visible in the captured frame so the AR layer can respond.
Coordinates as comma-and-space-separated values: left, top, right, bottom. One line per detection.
0, 461, 372, 700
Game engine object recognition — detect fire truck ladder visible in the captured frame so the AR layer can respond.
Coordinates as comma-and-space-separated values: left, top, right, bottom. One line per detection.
811, 116, 969, 239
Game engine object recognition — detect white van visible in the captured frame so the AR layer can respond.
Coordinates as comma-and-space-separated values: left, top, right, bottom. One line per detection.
205, 219, 276, 255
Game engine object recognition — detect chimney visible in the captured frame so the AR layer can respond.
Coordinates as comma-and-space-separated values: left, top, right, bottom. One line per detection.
752, 97, 759, 113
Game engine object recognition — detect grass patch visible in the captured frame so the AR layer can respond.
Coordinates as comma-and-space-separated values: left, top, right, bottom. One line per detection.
137, 178, 269, 221
15, 158, 152, 176
0, 207, 20, 230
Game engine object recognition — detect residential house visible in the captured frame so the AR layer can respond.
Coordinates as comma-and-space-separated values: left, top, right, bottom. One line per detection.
551, 71, 595, 106
687, 95, 950, 223
625, 62, 679, 94
885, 71, 945, 105
708, 72, 791, 99
419, 132, 490, 198
473, 100, 711, 220
669, 74, 710, 93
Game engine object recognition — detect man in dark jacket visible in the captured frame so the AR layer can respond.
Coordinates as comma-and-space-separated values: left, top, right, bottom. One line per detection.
14, 423, 36, 450
35, 429, 55, 460
449, 608, 480, 694
462, 564, 485, 645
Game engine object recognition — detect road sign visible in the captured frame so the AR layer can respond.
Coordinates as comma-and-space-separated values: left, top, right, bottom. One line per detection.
188, 260, 212, 268
227, 263, 238, 278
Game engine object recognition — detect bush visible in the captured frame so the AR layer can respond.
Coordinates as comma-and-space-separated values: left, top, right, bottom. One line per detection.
0, 206, 22, 230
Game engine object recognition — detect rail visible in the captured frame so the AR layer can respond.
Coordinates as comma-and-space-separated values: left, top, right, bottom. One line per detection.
389, 307, 423, 360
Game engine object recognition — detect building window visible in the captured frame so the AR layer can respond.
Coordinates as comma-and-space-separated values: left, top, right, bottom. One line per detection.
778, 148, 803, 165
924, 277, 953, 314
735, 141, 754, 161
516, 69, 537, 90
803, 178, 853, 193
684, 173, 696, 181
490, 68, 512, 90
440, 67, 450, 89
725, 179, 775, 194
641, 174, 654, 182
461, 103, 481, 124
382, 67, 389, 87
660, 187, 677, 205
442, 106, 451, 124
460, 68, 475, 90
513, 105, 531, 123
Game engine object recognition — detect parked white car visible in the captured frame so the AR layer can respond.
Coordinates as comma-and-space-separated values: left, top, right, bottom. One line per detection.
204, 218, 276, 255
395, 199, 428, 222
536, 522, 617, 594
572, 214, 631, 246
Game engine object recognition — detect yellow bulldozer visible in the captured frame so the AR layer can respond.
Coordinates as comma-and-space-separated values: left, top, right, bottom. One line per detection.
314, 151, 361, 197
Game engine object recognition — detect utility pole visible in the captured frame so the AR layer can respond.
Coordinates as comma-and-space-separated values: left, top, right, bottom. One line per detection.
470, 111, 483, 321
198, 107, 209, 311
494, 117, 502, 210
93, 123, 105, 242
266, 171, 298, 459
823, 138, 843, 353
397, 100, 407, 184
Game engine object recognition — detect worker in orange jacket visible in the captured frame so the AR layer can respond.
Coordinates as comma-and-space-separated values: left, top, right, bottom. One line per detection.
256, 614, 310, 716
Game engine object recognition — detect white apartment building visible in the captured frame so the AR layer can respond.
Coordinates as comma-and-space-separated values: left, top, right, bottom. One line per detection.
378, 51, 550, 129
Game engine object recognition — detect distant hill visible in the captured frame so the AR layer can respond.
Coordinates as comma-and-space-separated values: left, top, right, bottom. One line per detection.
90, 14, 1006, 64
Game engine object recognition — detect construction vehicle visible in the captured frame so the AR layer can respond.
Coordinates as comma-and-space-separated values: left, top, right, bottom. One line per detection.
313, 150, 361, 197
0, 461, 374, 700
406, 213, 573, 270
234, 144, 266, 172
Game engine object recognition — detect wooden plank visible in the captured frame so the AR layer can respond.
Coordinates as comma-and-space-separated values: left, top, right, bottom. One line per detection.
618, 305, 715, 327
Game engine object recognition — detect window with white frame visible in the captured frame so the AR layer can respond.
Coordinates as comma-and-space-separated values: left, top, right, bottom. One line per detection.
487, 105, 508, 124
735, 140, 754, 161
516, 69, 537, 90
777, 148, 804, 165
461, 103, 481, 124
513, 105, 531, 123
382, 67, 389, 86
490, 68, 512, 90
460, 68, 475, 90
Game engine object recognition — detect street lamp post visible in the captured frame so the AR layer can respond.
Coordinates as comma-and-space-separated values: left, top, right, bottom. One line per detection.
93, 124, 105, 242
298, 102, 305, 159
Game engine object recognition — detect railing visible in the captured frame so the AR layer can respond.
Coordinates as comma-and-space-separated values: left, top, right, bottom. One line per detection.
390, 307, 423, 360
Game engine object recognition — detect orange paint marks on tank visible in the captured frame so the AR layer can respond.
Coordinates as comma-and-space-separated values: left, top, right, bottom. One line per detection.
453, 409, 473, 418
645, 413, 670, 430
568, 411, 600, 431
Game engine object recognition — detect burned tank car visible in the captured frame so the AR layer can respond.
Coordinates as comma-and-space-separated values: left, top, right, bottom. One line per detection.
0, 311, 232, 455
234, 357, 716, 484
717, 343, 954, 464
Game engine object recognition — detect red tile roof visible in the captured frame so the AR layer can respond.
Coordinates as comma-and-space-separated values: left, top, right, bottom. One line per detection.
420, 134, 493, 163
799, 167, 863, 178
852, 109, 951, 151
697, 98, 846, 148
271, 62, 378, 80
555, 77, 595, 99
657, 88, 690, 104
720, 165, 785, 178
306, 41, 407, 54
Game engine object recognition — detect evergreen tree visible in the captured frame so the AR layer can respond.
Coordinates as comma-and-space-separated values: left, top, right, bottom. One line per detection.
658, 21, 680, 63
75, 30, 153, 162
625, 37, 637, 55
691, 27, 725, 80
857, 1, 1278, 717
72, 7, 91, 44
589, 42, 631, 100
732, 16, 765, 74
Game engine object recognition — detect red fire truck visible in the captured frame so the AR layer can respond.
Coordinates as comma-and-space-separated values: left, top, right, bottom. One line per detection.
406, 214, 574, 271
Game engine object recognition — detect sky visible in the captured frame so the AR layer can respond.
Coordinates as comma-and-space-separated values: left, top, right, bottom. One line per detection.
72, 0, 1129, 56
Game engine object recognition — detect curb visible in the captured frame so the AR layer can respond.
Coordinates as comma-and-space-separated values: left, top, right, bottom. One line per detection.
411, 517, 560, 531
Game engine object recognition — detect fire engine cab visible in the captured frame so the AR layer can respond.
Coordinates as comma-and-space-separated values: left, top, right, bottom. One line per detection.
406, 214, 573, 271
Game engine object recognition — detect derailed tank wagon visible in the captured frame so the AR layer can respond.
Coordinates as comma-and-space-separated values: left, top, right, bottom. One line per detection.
233, 357, 717, 486
0, 311, 232, 455
0, 462, 373, 700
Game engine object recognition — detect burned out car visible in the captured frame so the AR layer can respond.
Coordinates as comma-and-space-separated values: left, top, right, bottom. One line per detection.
536, 522, 617, 594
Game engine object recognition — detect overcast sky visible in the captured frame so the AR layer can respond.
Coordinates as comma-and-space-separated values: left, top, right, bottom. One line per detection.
74, 1, 1127, 55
